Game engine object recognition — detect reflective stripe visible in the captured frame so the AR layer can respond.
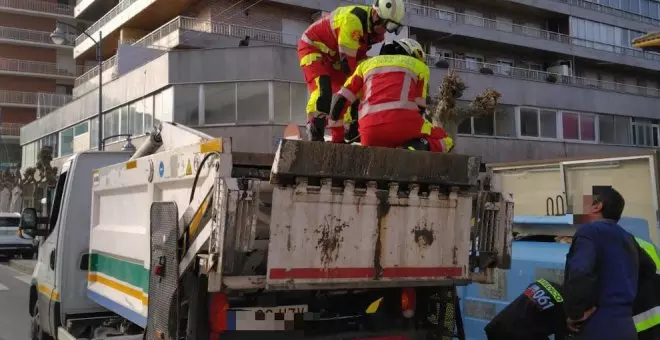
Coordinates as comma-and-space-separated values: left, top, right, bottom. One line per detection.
363, 66, 418, 81
327, 119, 343, 127
415, 97, 426, 107
339, 87, 357, 102
635, 306, 660, 332
360, 101, 419, 117
306, 77, 322, 116
338, 45, 358, 57
421, 120, 434, 135
301, 34, 337, 56
300, 53, 323, 67
635, 237, 660, 274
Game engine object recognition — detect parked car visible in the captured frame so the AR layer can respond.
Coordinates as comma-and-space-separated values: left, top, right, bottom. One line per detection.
0, 212, 35, 259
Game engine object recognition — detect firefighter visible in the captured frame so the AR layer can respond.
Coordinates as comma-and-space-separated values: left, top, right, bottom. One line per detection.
633, 236, 660, 340
484, 279, 568, 340
327, 38, 453, 152
298, 0, 406, 141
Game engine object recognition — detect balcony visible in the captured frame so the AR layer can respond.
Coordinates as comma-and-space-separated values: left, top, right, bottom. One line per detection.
428, 56, 660, 119
73, 17, 299, 95
0, 123, 24, 137
0, 57, 87, 80
407, 3, 660, 71
0, 26, 75, 49
0, 0, 73, 19
73, 0, 197, 59
524, 0, 660, 28
0, 90, 72, 109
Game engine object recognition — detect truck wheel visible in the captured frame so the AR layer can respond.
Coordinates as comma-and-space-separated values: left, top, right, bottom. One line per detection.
31, 304, 52, 340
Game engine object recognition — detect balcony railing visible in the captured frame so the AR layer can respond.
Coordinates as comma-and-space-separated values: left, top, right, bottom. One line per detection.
75, 0, 139, 46
0, 26, 75, 47
429, 56, 660, 97
0, 123, 24, 136
0, 90, 72, 107
0, 0, 74, 16
75, 17, 299, 87
551, 0, 660, 27
408, 3, 660, 63
0, 57, 87, 78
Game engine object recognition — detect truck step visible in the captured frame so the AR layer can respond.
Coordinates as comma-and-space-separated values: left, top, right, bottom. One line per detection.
271, 139, 480, 188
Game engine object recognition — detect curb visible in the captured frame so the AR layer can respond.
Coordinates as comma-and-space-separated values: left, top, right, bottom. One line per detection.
8, 259, 36, 276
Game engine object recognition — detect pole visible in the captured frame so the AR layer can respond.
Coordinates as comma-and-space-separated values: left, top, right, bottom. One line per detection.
97, 30, 104, 151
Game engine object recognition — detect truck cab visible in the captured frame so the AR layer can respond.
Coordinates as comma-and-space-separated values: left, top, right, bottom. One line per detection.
26, 151, 132, 339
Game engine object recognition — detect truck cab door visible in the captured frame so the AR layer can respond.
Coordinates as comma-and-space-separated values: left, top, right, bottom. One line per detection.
35, 171, 68, 337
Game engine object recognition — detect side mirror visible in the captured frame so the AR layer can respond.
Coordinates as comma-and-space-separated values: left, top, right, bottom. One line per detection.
19, 208, 47, 237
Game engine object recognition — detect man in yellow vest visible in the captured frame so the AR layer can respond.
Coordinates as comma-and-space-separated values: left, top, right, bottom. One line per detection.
633, 236, 660, 340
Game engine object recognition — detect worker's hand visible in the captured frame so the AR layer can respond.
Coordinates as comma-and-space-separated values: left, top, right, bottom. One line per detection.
567, 306, 597, 332
308, 114, 328, 142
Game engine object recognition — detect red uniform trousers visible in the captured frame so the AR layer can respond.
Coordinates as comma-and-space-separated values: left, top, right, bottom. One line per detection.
359, 109, 448, 152
297, 43, 346, 119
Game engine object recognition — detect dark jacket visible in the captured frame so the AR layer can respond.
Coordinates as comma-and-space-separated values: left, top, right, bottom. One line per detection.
484, 279, 567, 340
563, 220, 640, 340
633, 237, 660, 340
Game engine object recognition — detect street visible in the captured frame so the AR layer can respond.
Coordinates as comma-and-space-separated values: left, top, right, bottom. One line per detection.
0, 260, 32, 340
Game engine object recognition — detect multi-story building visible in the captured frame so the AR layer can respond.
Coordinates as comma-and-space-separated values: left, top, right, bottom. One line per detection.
18, 0, 660, 170
0, 0, 84, 168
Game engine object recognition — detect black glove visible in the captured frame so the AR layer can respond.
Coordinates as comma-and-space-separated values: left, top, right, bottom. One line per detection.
309, 115, 327, 142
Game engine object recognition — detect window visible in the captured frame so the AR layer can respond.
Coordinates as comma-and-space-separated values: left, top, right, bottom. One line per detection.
497, 60, 513, 76
103, 109, 120, 143
599, 115, 631, 144
273, 82, 292, 123
0, 217, 19, 227
174, 85, 200, 126
632, 118, 659, 147
518, 107, 557, 138
59, 127, 74, 156
562, 112, 596, 141
236, 82, 269, 124
90, 117, 98, 149
205, 83, 237, 124
129, 102, 144, 135
291, 83, 308, 125
455, 105, 516, 137
120, 106, 129, 135
464, 55, 484, 71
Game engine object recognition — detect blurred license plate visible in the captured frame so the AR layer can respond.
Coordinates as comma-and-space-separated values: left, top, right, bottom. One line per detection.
233, 304, 308, 318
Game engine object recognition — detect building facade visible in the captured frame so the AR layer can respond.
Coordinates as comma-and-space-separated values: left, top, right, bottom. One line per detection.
0, 0, 84, 168
19, 0, 660, 169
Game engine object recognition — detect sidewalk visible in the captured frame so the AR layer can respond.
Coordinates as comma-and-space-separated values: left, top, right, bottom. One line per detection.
8, 259, 36, 276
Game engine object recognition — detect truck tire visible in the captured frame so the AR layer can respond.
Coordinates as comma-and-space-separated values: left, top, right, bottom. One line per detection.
30, 304, 53, 340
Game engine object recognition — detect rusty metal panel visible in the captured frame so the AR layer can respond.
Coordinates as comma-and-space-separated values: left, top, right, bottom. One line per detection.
265, 178, 472, 290
271, 139, 481, 187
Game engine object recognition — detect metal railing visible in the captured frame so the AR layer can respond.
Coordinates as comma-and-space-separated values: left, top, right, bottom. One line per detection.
0, 25, 75, 46
0, 0, 74, 16
0, 90, 72, 107
551, 0, 660, 26
429, 56, 660, 97
75, 0, 139, 45
75, 16, 299, 87
0, 123, 24, 136
0, 57, 86, 78
408, 3, 660, 63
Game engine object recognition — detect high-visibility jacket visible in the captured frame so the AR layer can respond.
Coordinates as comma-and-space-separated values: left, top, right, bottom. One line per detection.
336, 54, 430, 129
633, 237, 660, 334
298, 5, 383, 75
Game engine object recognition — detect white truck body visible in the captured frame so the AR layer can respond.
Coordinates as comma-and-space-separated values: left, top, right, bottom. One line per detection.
25, 122, 513, 340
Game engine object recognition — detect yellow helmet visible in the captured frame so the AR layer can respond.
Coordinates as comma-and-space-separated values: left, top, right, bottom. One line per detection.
373, 0, 406, 34
394, 38, 426, 62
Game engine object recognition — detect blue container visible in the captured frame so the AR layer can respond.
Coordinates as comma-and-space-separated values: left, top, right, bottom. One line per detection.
459, 216, 652, 340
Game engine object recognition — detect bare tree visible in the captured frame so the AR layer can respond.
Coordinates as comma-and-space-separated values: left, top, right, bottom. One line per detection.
429, 70, 502, 139
0, 145, 58, 212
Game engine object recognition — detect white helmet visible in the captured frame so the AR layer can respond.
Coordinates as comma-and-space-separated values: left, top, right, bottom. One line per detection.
373, 0, 406, 34
395, 38, 426, 62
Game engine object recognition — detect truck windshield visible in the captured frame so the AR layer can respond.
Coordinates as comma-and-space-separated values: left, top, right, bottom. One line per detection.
0, 217, 19, 227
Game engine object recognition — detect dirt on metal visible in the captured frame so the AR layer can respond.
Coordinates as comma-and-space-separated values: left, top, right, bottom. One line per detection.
315, 216, 350, 266
412, 223, 435, 248
374, 191, 390, 279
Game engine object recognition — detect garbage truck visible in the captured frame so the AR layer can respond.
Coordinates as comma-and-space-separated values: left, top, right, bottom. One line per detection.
19, 122, 514, 340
